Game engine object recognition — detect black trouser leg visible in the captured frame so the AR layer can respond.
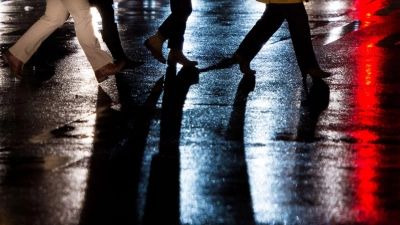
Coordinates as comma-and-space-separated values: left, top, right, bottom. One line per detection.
95, 2, 127, 60
236, 4, 285, 61
286, 3, 319, 72
158, 0, 192, 49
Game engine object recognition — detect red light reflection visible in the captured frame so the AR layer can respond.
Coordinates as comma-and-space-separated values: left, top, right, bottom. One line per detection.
353, 145, 379, 223
354, 0, 385, 27
350, 35, 384, 223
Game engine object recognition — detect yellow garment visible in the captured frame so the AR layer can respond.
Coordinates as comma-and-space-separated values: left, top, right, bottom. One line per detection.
257, 0, 304, 4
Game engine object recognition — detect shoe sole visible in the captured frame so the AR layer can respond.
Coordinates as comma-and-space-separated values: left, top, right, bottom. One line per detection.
305, 73, 331, 79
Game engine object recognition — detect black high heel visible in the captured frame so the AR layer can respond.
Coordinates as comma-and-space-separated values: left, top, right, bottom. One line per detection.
233, 53, 256, 75
303, 68, 331, 79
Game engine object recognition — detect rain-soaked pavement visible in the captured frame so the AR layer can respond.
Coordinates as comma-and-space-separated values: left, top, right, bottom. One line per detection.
1, 0, 400, 224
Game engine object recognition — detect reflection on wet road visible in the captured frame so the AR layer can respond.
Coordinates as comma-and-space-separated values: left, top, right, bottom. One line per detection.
1, 0, 400, 224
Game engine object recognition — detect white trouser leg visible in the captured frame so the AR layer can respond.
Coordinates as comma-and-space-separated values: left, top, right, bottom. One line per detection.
61, 0, 113, 70
9, 0, 69, 63
10, 0, 113, 71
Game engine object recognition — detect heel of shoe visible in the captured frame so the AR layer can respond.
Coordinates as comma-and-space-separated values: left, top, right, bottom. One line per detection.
301, 72, 307, 80
233, 53, 256, 75
239, 64, 256, 75
143, 39, 151, 50
2, 53, 9, 66
306, 68, 331, 79
167, 60, 177, 67
168, 49, 198, 67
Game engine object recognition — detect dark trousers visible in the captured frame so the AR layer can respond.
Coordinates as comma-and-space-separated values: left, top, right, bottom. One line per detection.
158, 0, 192, 49
90, 0, 126, 61
236, 3, 319, 73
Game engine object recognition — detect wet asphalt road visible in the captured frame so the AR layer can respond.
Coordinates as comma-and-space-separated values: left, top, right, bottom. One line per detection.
1, 0, 400, 224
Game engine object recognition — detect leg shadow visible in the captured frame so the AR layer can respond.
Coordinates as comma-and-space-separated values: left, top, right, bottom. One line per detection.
78, 86, 127, 225
296, 78, 330, 142
78, 76, 164, 225
224, 74, 256, 224
291, 78, 330, 222
198, 57, 235, 73
143, 66, 199, 225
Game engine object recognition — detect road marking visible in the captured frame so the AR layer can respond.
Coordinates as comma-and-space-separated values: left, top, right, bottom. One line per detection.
312, 20, 364, 45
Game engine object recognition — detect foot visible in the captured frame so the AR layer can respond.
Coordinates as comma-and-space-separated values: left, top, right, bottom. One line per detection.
232, 52, 256, 75
3, 50, 24, 80
118, 57, 144, 69
144, 32, 166, 64
94, 60, 126, 83
304, 68, 331, 79
167, 48, 198, 66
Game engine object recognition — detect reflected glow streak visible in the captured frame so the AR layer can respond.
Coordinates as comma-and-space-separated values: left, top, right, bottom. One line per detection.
324, 25, 348, 45
180, 167, 201, 223
353, 145, 379, 223
343, 1, 385, 218
143, 0, 157, 9
355, 40, 380, 117
142, 0, 163, 19
246, 154, 282, 223
245, 105, 284, 222
184, 0, 200, 54
327, 1, 345, 11
180, 146, 210, 224
63, 168, 89, 210
350, 33, 382, 223
354, 0, 385, 25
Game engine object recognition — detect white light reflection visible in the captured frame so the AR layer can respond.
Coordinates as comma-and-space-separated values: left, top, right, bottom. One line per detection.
143, 0, 157, 9
252, 1, 268, 13
143, 0, 162, 19
182, 0, 200, 59
246, 148, 285, 223
323, 25, 347, 45
61, 167, 89, 212
244, 99, 292, 223
318, 145, 353, 223
179, 0, 207, 220
180, 145, 203, 224
327, 1, 346, 11
322, 21, 362, 45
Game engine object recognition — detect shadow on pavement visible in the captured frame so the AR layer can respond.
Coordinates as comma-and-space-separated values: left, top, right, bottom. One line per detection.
224, 74, 256, 224
289, 78, 330, 222
297, 78, 330, 142
79, 66, 200, 225
226, 74, 255, 141
143, 66, 199, 224
79, 74, 163, 224
198, 57, 235, 73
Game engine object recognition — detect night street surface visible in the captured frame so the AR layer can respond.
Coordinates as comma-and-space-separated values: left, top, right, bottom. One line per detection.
1, 0, 400, 224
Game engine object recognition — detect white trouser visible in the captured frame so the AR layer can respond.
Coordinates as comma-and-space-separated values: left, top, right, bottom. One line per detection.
9, 0, 113, 71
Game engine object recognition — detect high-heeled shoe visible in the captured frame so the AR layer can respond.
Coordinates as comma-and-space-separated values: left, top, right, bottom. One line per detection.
302, 68, 331, 79
232, 52, 256, 75
167, 48, 198, 66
